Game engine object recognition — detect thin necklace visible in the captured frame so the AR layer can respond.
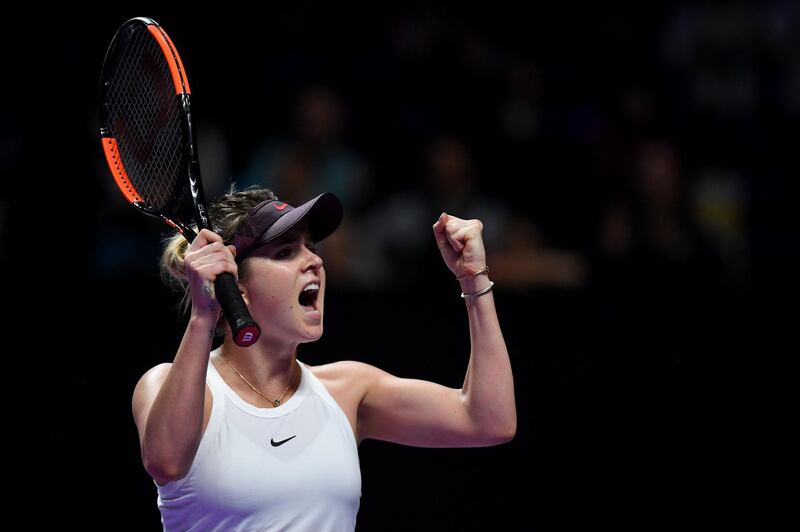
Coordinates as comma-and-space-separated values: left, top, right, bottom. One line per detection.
222, 356, 298, 407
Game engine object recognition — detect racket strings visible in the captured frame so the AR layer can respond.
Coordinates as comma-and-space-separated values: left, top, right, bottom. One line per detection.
105, 27, 185, 212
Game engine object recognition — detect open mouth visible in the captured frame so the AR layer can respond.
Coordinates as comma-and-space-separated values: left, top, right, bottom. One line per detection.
298, 282, 320, 309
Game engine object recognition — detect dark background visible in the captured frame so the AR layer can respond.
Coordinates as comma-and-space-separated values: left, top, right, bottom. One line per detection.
4, 3, 797, 530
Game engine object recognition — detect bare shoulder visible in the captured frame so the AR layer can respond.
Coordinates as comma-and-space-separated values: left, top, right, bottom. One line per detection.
131, 363, 173, 433
307, 359, 381, 378
306, 360, 386, 390
305, 360, 387, 443
133, 363, 173, 399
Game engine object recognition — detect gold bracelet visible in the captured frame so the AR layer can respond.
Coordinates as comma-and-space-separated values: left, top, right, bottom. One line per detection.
461, 281, 494, 299
456, 266, 489, 281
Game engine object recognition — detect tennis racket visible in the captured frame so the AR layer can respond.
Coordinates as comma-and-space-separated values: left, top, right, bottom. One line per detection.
98, 17, 260, 347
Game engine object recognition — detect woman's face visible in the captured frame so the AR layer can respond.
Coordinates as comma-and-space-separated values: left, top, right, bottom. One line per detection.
240, 228, 326, 345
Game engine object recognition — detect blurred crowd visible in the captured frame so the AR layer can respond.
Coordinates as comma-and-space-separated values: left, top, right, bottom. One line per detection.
84, 3, 800, 303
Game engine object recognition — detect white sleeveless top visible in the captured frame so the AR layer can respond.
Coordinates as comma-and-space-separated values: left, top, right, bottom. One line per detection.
156, 359, 361, 531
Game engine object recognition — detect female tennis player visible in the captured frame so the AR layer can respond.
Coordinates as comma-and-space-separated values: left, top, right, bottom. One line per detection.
132, 186, 516, 531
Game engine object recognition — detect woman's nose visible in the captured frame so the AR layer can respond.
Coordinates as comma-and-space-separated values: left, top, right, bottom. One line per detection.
303, 247, 323, 270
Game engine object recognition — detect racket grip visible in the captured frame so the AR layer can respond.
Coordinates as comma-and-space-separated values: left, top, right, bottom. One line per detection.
215, 272, 261, 347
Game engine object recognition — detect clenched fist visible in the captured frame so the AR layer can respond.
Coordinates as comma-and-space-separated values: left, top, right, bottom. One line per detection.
432, 213, 487, 280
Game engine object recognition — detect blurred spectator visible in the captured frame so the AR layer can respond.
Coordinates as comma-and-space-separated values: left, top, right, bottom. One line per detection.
500, 58, 542, 145
239, 85, 372, 213
662, 3, 758, 120
593, 139, 724, 299
341, 134, 586, 290
688, 167, 749, 289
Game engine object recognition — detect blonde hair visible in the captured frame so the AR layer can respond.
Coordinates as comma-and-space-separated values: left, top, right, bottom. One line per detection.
160, 185, 278, 312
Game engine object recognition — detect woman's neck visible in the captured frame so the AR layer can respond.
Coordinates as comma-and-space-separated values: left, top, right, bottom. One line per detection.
216, 340, 299, 389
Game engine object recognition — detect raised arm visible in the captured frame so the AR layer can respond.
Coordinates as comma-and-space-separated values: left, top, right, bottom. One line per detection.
131, 229, 237, 484
357, 213, 516, 447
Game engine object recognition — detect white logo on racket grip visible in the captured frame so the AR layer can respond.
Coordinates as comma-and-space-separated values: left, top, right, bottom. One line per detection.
241, 332, 255, 343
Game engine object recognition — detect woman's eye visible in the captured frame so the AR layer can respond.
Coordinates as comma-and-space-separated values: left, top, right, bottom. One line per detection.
275, 241, 314, 258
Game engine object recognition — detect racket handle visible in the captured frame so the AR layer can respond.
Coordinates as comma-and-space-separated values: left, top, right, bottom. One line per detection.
215, 272, 261, 347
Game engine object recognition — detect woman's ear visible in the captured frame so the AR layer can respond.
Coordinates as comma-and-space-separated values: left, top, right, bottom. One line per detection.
238, 284, 250, 306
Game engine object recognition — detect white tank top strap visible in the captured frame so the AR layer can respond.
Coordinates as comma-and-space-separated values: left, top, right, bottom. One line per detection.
300, 362, 359, 449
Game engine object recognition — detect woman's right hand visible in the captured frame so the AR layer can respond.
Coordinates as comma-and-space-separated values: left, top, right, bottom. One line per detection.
184, 229, 239, 317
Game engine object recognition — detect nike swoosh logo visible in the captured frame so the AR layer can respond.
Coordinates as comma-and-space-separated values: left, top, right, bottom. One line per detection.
270, 435, 296, 447
273, 203, 288, 210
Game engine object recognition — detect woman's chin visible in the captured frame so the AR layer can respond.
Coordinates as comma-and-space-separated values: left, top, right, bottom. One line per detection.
299, 324, 324, 343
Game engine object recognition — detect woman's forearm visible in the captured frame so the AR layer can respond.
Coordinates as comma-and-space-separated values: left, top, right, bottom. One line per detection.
460, 278, 516, 442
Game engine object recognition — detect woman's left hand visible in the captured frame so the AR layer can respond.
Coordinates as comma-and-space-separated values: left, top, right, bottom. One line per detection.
432, 213, 486, 279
